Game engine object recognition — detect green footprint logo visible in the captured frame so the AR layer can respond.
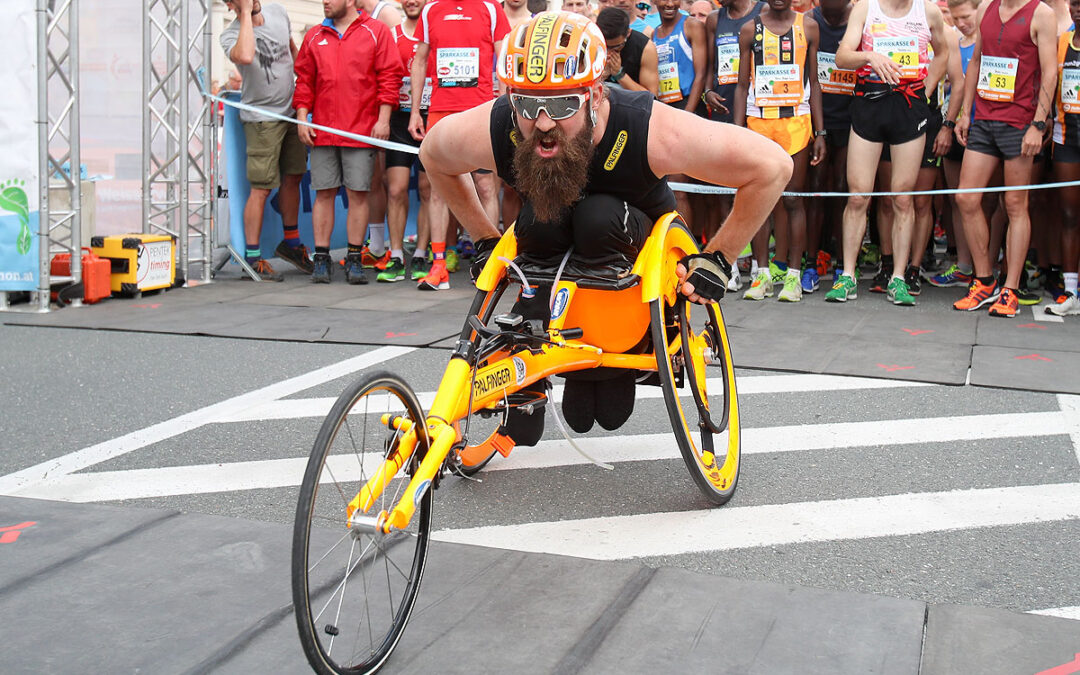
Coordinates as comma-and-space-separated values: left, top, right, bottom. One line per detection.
0, 179, 31, 255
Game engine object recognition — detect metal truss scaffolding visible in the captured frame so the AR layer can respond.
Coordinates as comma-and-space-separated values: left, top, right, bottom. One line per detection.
143, 0, 213, 286
29, 0, 81, 312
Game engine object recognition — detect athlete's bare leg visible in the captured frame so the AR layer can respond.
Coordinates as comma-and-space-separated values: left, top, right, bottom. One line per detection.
840, 133, 885, 276
1055, 160, 1080, 277
885, 135, 924, 278
955, 150, 1003, 278
998, 155, 1035, 289
911, 165, 940, 268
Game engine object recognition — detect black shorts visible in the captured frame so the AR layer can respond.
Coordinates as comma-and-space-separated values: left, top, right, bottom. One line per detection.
850, 89, 931, 146
880, 109, 941, 168
945, 132, 965, 163
1054, 142, 1080, 163
826, 126, 851, 150
386, 111, 424, 171
515, 194, 651, 268
965, 118, 1026, 160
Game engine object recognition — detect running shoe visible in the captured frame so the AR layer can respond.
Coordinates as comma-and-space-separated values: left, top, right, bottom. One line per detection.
904, 265, 922, 296
311, 254, 332, 284
742, 269, 773, 300
933, 221, 946, 246
769, 261, 786, 286
953, 278, 999, 311
825, 274, 857, 302
778, 272, 803, 302
410, 256, 430, 281
360, 246, 391, 270
726, 267, 742, 292
887, 277, 916, 306
1046, 291, 1080, 316
377, 257, 406, 283
445, 248, 460, 273
801, 268, 820, 293
988, 288, 1019, 317
457, 237, 476, 259
1046, 269, 1066, 302
274, 241, 314, 274
815, 250, 832, 278
858, 243, 881, 269
246, 259, 284, 282
344, 255, 368, 285
869, 267, 890, 294
417, 264, 450, 291
1025, 263, 1045, 290
927, 263, 972, 288
1015, 287, 1041, 306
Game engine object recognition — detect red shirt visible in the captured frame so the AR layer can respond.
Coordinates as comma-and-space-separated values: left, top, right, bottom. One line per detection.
415, 0, 510, 113
293, 14, 404, 147
975, 0, 1042, 128
393, 23, 431, 112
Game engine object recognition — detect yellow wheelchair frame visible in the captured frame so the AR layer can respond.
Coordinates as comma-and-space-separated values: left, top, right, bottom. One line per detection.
291, 213, 741, 675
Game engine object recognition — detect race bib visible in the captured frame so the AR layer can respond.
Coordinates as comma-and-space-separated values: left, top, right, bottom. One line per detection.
873, 36, 919, 80
658, 61, 683, 102
977, 55, 1018, 102
436, 47, 479, 88
817, 51, 855, 95
398, 76, 432, 111
1062, 67, 1080, 114
716, 38, 740, 86
754, 64, 803, 108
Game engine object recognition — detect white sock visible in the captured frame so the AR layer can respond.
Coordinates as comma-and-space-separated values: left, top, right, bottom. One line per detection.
367, 222, 386, 254
787, 267, 800, 279
750, 260, 760, 275
391, 248, 403, 261
1065, 272, 1079, 295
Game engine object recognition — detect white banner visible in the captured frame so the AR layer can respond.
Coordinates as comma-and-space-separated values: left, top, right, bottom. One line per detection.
0, 0, 39, 291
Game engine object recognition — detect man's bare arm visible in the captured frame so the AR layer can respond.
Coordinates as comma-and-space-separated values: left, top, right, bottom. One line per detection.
418, 102, 503, 242
638, 42, 661, 97
647, 102, 792, 264
227, 0, 256, 65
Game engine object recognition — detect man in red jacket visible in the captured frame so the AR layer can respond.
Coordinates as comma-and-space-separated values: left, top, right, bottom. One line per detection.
294, 0, 403, 284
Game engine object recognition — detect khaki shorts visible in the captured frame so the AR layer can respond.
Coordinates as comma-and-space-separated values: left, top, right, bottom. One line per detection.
241, 121, 308, 190
310, 146, 376, 192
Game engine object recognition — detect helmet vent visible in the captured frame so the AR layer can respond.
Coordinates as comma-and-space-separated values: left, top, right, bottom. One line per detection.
559, 24, 574, 48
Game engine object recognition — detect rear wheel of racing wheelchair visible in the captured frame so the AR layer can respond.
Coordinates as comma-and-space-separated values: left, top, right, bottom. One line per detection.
649, 220, 741, 505
292, 371, 431, 675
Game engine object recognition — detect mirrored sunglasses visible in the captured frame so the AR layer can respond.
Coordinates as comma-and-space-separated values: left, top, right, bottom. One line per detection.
508, 92, 590, 121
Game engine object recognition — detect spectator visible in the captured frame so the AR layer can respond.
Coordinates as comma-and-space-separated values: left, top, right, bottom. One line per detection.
221, 0, 313, 280
596, 7, 661, 96
294, 0, 403, 284
406, 0, 510, 291
689, 0, 712, 22
562, 0, 595, 18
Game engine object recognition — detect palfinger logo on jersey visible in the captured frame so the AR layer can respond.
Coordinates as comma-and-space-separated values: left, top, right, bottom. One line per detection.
527, 13, 557, 83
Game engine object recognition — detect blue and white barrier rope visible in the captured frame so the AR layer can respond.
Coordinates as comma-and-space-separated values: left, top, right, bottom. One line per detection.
199, 74, 1080, 199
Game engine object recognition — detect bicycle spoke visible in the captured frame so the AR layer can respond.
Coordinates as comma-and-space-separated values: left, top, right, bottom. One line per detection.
307, 528, 352, 574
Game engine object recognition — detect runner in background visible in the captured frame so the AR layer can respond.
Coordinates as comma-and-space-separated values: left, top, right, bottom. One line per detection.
653, 0, 708, 232
704, 0, 764, 248
952, 0, 1056, 317
407, 0, 510, 291
596, 7, 661, 95
383, 0, 433, 282
807, 0, 854, 292
690, 0, 713, 22
1047, 0, 1080, 316
929, 0, 979, 289
358, 0, 404, 272
734, 0, 826, 303
825, 0, 948, 306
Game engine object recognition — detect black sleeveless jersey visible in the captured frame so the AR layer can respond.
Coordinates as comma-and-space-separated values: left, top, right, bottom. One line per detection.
619, 30, 650, 86
489, 86, 677, 221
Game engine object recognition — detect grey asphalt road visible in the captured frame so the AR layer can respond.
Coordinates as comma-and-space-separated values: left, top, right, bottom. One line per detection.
0, 320, 1078, 619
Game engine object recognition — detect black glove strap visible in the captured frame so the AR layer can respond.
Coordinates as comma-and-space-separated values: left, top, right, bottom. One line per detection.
470, 237, 501, 281
680, 251, 732, 303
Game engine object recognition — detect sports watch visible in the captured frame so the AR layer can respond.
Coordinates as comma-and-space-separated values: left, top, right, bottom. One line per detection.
1031, 119, 1047, 132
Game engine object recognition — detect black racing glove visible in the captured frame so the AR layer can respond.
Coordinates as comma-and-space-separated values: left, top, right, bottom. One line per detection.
679, 250, 732, 303
470, 237, 501, 281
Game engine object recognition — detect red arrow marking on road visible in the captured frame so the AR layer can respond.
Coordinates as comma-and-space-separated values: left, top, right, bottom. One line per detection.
1036, 653, 1080, 675
1015, 354, 1052, 362
385, 332, 417, 339
1017, 323, 1047, 330
131, 303, 161, 309
902, 328, 934, 336
0, 521, 36, 544
877, 364, 915, 372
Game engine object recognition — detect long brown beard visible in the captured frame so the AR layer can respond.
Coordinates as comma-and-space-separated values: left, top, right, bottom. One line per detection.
512, 120, 595, 223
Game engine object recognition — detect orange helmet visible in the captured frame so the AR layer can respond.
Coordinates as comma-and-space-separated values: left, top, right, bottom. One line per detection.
497, 12, 607, 91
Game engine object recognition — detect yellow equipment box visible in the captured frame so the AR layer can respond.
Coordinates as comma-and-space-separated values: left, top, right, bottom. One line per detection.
90, 233, 176, 296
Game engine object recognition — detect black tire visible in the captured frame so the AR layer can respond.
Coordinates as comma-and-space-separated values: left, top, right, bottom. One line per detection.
292, 371, 431, 675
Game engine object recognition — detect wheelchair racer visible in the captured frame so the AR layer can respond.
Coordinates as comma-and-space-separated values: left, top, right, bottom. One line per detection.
419, 11, 790, 442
